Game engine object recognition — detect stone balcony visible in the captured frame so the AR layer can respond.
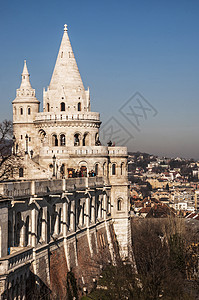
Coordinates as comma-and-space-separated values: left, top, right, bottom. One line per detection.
0, 177, 107, 198
35, 111, 100, 122
0, 247, 33, 275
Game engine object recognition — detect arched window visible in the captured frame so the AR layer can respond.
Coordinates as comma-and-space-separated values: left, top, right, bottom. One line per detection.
117, 199, 122, 211
60, 102, 65, 111
19, 168, 24, 177
77, 102, 81, 111
47, 103, 50, 112
112, 163, 116, 175
83, 133, 89, 146
103, 162, 106, 176
60, 134, 66, 146
74, 133, 80, 146
121, 163, 124, 175
52, 134, 58, 146
95, 163, 99, 176
28, 107, 31, 115
20, 107, 23, 115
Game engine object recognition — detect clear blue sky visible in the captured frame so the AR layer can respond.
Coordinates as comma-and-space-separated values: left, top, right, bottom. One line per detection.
0, 0, 199, 159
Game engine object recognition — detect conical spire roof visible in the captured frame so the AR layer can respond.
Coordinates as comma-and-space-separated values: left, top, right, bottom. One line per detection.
13, 60, 39, 103
49, 24, 85, 92
20, 60, 32, 89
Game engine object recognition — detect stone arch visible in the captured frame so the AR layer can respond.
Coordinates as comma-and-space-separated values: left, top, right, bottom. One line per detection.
82, 132, 89, 146
74, 132, 81, 146
52, 134, 58, 146
79, 161, 88, 177
120, 162, 125, 175
27, 107, 31, 115
60, 133, 66, 146
94, 162, 100, 176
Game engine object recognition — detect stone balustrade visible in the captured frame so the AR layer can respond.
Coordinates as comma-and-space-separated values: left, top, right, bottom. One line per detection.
35, 111, 100, 122
0, 177, 105, 198
0, 247, 33, 275
41, 146, 127, 157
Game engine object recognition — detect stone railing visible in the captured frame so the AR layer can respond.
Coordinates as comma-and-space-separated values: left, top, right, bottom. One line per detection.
0, 177, 105, 198
0, 247, 33, 275
35, 111, 100, 122
41, 146, 127, 157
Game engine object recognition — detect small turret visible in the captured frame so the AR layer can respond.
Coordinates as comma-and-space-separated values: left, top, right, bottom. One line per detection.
12, 60, 40, 123
12, 61, 40, 154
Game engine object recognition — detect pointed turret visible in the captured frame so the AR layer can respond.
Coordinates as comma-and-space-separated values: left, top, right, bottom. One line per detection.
43, 24, 90, 113
49, 24, 84, 91
13, 60, 39, 103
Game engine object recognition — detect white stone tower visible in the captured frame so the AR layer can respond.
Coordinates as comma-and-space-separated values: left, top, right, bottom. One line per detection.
12, 60, 40, 153
11, 25, 131, 259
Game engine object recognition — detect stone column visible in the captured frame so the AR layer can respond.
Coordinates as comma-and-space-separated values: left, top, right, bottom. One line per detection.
28, 220, 31, 246
103, 193, 107, 220
31, 208, 36, 247
54, 210, 59, 235
79, 201, 83, 227
41, 208, 47, 242
91, 197, 95, 223
70, 200, 75, 231
63, 201, 68, 236
19, 220, 26, 247
85, 197, 90, 227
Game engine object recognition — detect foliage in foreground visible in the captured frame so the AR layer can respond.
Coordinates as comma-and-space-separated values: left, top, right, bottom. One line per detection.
82, 217, 199, 300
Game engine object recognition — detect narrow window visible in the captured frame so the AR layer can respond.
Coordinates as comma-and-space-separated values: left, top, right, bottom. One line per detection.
61, 52, 63, 58
28, 107, 31, 115
74, 134, 80, 146
95, 164, 99, 176
52, 134, 58, 146
47, 103, 50, 112
19, 168, 24, 178
60, 134, 66, 146
61, 102, 65, 111
112, 163, 116, 175
121, 163, 124, 175
117, 199, 122, 211
21, 135, 23, 140
29, 137, 31, 142
20, 108, 23, 115
77, 102, 81, 111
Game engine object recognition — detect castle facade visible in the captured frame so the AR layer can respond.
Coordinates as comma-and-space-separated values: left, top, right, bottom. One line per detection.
0, 25, 131, 298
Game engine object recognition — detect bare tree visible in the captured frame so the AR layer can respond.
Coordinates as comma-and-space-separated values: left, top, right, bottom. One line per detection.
0, 120, 22, 180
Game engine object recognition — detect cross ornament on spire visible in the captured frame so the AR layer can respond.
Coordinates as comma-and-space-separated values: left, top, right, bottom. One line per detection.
64, 24, 68, 32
